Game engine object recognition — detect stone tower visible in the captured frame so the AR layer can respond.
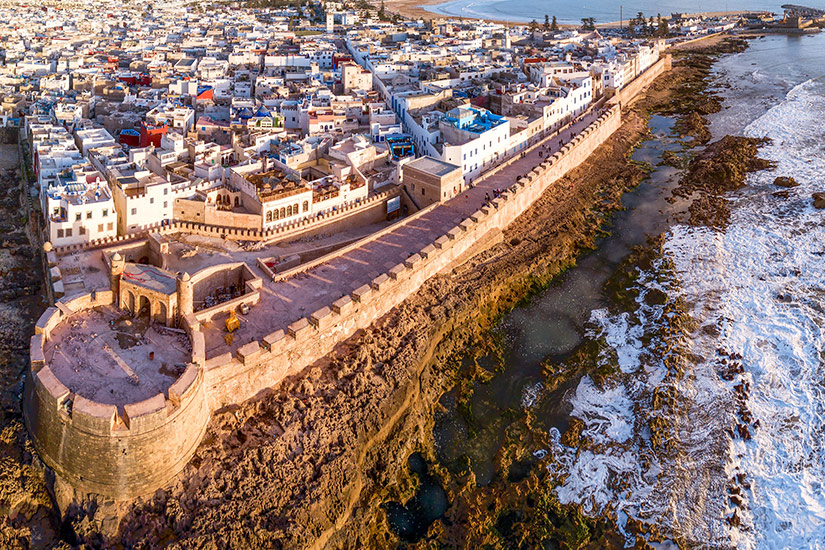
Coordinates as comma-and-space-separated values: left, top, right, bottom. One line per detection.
110, 252, 125, 292
177, 272, 193, 325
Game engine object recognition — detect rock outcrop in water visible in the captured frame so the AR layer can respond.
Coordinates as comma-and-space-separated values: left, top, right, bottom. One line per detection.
655, 37, 747, 145
677, 135, 774, 228
773, 176, 798, 188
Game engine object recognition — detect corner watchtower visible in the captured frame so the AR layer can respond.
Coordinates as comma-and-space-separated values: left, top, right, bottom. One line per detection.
177, 272, 193, 324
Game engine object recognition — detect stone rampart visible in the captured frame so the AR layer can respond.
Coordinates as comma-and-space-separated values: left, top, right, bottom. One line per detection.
28, 100, 637, 500
24, 293, 209, 500
611, 54, 672, 108
200, 106, 623, 409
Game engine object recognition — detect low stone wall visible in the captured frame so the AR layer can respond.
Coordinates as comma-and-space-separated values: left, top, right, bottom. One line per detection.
256, 235, 367, 281
200, 106, 623, 409
24, 292, 209, 500
189, 262, 258, 305
270, 201, 441, 283
52, 188, 401, 257
192, 288, 262, 326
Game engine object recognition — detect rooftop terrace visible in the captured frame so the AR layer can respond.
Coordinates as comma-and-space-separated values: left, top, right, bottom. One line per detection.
43, 305, 191, 407
443, 106, 506, 134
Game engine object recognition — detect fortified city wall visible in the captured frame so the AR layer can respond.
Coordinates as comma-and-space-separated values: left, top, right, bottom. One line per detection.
612, 54, 673, 107
193, 105, 624, 409
24, 292, 209, 499
25, 104, 623, 500
25, 55, 672, 500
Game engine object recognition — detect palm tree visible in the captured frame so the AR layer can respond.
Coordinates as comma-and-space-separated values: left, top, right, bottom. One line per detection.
657, 16, 670, 37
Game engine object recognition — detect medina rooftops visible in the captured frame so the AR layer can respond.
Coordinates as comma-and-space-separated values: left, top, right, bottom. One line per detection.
442, 107, 506, 134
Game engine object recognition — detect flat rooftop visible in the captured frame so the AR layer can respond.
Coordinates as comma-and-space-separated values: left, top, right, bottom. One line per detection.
405, 156, 460, 177
44, 305, 191, 407
121, 263, 178, 295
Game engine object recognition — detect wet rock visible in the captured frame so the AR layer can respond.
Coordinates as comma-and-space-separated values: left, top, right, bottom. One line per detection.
674, 111, 712, 144
812, 192, 825, 209
773, 176, 798, 188
677, 135, 774, 228
560, 418, 585, 448
727, 509, 741, 527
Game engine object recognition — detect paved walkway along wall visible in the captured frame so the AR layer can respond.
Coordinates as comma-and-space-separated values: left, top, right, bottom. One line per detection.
200, 106, 623, 409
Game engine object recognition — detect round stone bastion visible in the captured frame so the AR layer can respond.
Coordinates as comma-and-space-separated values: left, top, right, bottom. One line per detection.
23, 291, 209, 500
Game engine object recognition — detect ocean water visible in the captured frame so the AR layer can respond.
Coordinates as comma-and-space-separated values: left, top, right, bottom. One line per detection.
430, 32, 825, 547
423, 0, 795, 24
551, 33, 825, 548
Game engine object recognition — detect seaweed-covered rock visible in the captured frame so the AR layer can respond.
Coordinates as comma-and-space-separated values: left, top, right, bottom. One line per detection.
676, 135, 774, 228
674, 111, 712, 144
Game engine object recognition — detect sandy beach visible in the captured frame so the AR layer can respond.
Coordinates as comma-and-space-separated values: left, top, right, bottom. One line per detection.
385, 0, 522, 24
385, 0, 759, 27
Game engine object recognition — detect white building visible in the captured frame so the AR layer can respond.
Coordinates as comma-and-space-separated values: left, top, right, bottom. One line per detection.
438, 107, 510, 183
74, 128, 116, 156
44, 166, 117, 247
112, 171, 175, 235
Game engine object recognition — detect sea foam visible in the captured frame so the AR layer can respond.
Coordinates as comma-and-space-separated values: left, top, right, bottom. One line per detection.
553, 76, 825, 548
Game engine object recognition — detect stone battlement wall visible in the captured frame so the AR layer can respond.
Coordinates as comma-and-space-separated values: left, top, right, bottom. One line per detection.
611, 54, 672, 108
28, 100, 633, 500
24, 292, 209, 500
200, 106, 623, 409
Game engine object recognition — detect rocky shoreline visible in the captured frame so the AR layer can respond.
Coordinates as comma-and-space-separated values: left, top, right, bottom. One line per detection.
103, 44, 727, 548
0, 38, 774, 550
0, 142, 52, 549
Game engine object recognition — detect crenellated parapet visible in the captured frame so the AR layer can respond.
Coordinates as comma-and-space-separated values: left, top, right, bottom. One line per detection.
24, 292, 209, 500
194, 106, 623, 410
26, 105, 624, 501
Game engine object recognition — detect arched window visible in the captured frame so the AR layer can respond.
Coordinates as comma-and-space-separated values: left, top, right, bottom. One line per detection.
274, 209, 279, 220
294, 203, 298, 215
303, 201, 309, 212
280, 207, 285, 218
234, 196, 240, 207
287, 205, 293, 216
266, 211, 272, 222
